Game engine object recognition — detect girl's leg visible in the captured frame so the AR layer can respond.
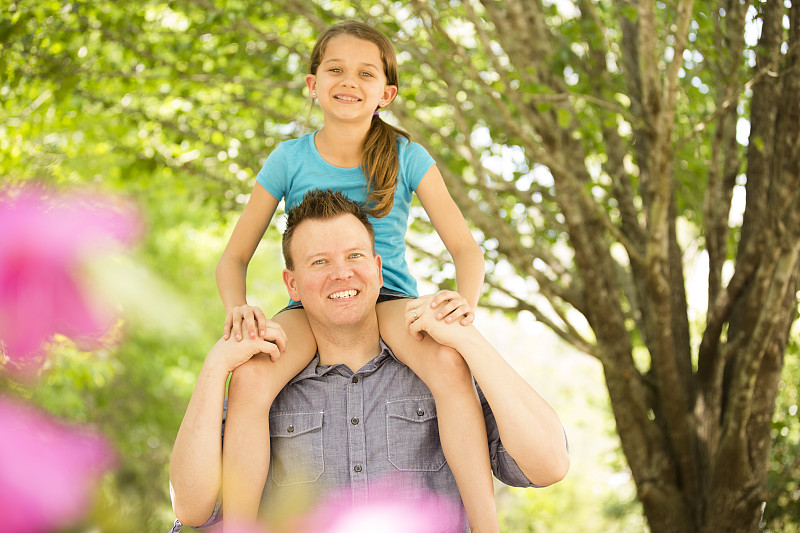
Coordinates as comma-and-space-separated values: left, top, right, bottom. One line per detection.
377, 299, 499, 533
221, 308, 317, 522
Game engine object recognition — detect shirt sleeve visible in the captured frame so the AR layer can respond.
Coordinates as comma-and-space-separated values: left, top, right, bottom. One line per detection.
398, 139, 436, 193
477, 385, 540, 488
255, 142, 289, 202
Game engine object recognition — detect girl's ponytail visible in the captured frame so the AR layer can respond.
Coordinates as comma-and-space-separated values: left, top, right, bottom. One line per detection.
362, 114, 408, 218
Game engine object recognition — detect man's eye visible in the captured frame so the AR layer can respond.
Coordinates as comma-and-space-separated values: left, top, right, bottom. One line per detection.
313, 259, 326, 265
349, 253, 363, 259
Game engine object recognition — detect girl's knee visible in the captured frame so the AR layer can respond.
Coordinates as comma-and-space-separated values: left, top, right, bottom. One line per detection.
429, 345, 473, 386
229, 356, 279, 407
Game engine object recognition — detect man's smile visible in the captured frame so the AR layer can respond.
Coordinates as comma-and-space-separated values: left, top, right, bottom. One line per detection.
328, 289, 359, 299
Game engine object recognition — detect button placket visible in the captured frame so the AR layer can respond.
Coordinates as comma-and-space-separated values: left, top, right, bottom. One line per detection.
347, 371, 367, 501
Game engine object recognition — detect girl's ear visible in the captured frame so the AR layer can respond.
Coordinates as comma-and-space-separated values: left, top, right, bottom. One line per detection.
381, 85, 398, 106
305, 74, 317, 96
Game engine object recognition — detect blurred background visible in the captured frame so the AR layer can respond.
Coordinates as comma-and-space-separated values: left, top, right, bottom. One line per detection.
1, 1, 798, 532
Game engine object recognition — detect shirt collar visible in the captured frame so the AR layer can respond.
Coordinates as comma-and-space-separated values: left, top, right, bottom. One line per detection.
288, 338, 399, 384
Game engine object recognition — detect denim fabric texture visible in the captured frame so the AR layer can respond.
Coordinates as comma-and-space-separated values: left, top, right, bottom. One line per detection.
168, 340, 535, 532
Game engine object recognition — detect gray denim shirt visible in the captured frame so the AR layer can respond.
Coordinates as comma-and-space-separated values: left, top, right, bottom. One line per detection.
169, 340, 535, 532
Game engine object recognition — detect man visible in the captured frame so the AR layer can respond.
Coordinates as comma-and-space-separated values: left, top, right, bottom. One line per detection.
168, 190, 568, 531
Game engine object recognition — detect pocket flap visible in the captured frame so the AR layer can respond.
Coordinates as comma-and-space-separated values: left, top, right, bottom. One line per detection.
269, 411, 324, 438
386, 397, 437, 423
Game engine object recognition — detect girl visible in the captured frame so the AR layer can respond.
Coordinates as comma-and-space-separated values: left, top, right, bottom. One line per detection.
216, 20, 498, 532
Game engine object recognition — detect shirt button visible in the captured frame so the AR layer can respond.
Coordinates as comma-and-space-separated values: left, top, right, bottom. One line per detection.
417, 408, 425, 417
287, 425, 294, 433
354, 464, 362, 473
351, 417, 359, 425
352, 376, 359, 384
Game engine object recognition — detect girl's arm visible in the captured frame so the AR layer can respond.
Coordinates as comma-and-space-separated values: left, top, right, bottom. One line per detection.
216, 184, 280, 340
416, 165, 485, 311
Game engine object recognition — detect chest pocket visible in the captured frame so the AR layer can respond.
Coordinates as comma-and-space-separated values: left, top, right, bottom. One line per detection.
386, 397, 446, 472
268, 411, 324, 486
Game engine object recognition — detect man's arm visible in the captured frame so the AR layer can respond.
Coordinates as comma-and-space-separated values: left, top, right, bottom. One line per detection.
169, 331, 285, 526
409, 304, 569, 487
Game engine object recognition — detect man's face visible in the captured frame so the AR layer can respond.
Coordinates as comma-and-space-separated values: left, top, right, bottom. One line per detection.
283, 213, 382, 329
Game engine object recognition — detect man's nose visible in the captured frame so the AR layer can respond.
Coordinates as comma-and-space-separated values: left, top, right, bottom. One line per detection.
331, 261, 354, 279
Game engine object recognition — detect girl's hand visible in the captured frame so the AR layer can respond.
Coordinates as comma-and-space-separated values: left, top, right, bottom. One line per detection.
429, 290, 474, 326
211, 320, 288, 372
224, 304, 268, 341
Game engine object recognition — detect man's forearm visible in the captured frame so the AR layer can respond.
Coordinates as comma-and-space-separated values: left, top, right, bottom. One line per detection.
169, 356, 230, 526
452, 326, 569, 486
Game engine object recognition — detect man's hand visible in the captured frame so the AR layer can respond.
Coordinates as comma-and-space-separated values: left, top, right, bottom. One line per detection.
407, 298, 473, 347
223, 304, 268, 342
211, 319, 287, 371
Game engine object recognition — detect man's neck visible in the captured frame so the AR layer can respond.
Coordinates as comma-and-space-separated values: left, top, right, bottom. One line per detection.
312, 319, 382, 370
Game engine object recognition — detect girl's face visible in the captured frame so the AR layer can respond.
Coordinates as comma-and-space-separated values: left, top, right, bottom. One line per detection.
306, 35, 397, 125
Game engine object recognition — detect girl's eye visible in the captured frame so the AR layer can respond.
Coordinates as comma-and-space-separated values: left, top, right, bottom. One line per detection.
329, 67, 342, 73
360, 71, 374, 77
313, 259, 326, 265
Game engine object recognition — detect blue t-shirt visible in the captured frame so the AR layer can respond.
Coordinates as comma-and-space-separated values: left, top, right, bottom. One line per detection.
256, 131, 435, 297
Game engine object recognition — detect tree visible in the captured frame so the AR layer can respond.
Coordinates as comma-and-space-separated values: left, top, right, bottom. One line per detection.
2, 1, 798, 532
385, 2, 799, 532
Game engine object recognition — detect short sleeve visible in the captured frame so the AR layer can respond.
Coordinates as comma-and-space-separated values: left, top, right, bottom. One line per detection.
255, 142, 289, 202
398, 139, 436, 193
477, 385, 539, 488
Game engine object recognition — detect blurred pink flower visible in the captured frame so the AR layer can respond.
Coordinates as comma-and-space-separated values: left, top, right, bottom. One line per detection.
0, 186, 139, 373
0, 395, 116, 533
296, 477, 465, 533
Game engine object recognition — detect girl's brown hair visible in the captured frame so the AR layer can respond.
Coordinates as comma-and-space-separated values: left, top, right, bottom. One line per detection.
309, 20, 409, 218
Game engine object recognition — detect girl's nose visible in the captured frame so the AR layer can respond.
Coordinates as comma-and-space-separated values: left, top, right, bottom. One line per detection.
341, 73, 358, 88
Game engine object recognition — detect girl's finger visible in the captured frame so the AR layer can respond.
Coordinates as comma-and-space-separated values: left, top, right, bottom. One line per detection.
244, 314, 258, 339
223, 313, 234, 339
232, 317, 244, 341
254, 308, 268, 337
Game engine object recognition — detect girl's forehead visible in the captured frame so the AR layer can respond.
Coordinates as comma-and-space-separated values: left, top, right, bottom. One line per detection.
322, 34, 382, 59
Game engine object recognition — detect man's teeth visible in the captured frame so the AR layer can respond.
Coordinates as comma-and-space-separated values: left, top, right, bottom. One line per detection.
329, 290, 358, 299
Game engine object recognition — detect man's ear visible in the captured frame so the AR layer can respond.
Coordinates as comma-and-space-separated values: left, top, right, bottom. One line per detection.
375, 254, 383, 287
283, 269, 301, 302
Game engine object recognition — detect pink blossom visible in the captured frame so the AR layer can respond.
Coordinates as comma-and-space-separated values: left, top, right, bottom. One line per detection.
0, 395, 116, 533
296, 478, 465, 533
0, 186, 139, 373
